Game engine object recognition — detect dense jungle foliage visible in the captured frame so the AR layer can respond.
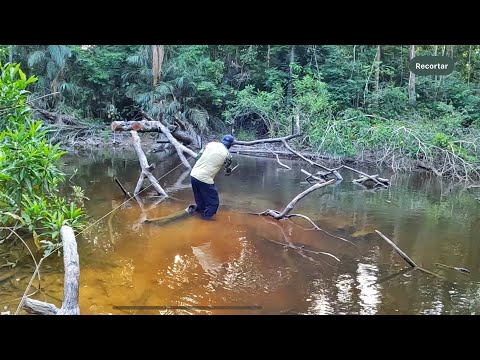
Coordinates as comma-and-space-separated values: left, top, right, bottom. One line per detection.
1, 44, 480, 250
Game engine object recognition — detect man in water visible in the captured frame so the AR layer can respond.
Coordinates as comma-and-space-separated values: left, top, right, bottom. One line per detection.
189, 134, 235, 220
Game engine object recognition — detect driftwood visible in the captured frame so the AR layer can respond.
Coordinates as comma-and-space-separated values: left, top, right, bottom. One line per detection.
111, 120, 194, 145
131, 130, 168, 197
22, 226, 80, 315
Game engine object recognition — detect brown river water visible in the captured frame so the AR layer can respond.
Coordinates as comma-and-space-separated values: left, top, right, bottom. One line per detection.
1, 149, 480, 315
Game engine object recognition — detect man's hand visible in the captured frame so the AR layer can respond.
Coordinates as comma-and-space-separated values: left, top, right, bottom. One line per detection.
225, 167, 232, 176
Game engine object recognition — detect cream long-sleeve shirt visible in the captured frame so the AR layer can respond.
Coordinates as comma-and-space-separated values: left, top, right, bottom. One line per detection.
190, 142, 232, 184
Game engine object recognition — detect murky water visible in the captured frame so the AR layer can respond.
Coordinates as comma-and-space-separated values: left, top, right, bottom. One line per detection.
2, 148, 480, 315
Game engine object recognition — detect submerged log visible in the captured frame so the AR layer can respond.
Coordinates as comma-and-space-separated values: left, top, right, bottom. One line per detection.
143, 204, 196, 226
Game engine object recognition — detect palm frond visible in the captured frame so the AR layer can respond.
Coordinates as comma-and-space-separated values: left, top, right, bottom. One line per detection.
47, 45, 71, 69
127, 54, 143, 66
154, 82, 173, 97
166, 100, 180, 115
27, 51, 46, 68
187, 108, 208, 131
46, 61, 58, 81
60, 82, 80, 96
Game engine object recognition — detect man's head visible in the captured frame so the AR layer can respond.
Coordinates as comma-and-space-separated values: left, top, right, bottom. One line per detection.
221, 134, 235, 149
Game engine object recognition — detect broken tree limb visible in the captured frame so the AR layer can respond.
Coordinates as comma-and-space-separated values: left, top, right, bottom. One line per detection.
21, 225, 81, 315
341, 166, 389, 188
260, 179, 335, 219
114, 177, 131, 197
301, 168, 327, 182
131, 130, 168, 197
352, 174, 389, 188
111, 120, 194, 145
139, 111, 197, 168
375, 230, 417, 267
267, 148, 291, 169
375, 230, 447, 281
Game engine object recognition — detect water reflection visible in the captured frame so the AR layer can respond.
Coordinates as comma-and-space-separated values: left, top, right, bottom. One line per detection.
3, 149, 480, 315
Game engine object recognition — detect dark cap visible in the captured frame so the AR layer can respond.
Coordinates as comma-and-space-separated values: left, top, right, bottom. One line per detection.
221, 134, 235, 148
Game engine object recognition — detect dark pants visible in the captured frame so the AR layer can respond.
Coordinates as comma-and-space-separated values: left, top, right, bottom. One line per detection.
190, 176, 219, 219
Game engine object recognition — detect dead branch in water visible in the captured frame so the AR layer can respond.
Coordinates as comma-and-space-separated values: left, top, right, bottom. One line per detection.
375, 230, 416, 267
375, 230, 446, 281
266, 147, 291, 170
259, 179, 335, 219
114, 177, 131, 197
21, 226, 80, 315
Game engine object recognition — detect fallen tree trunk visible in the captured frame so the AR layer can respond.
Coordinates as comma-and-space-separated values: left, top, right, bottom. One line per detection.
131, 130, 168, 197
111, 120, 194, 145
30, 106, 78, 125
234, 133, 301, 146
139, 111, 198, 169
22, 225, 80, 315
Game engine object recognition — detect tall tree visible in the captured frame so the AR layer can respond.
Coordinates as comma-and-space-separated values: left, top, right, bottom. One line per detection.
286, 45, 295, 110
408, 45, 416, 106
152, 45, 165, 87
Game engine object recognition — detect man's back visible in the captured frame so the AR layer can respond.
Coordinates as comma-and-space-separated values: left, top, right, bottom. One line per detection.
190, 142, 231, 184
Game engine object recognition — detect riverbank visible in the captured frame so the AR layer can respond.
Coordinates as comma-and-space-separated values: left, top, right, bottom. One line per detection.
58, 128, 433, 176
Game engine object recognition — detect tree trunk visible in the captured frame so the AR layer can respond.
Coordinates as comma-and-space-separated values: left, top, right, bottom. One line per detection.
374, 45, 381, 93
267, 45, 270, 68
286, 45, 295, 111
408, 45, 416, 106
8, 45, 14, 63
21, 226, 81, 315
56, 226, 80, 315
468, 45, 472, 85
434, 45, 438, 87
152, 45, 165, 87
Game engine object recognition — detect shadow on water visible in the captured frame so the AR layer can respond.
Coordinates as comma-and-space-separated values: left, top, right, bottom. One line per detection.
2, 148, 480, 315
